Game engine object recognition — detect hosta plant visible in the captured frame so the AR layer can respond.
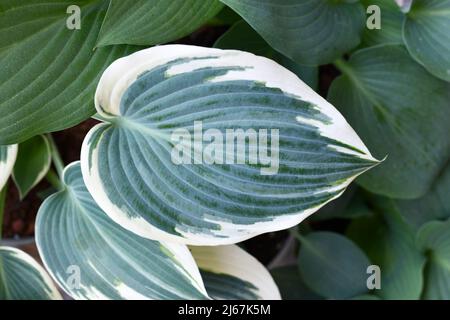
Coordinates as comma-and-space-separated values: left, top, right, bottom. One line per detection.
1, 0, 450, 301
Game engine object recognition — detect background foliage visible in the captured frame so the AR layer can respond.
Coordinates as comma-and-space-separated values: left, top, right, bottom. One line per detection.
1, 0, 450, 300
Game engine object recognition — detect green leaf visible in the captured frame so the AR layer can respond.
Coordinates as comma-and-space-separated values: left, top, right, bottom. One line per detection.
192, 245, 280, 300
328, 45, 450, 199
310, 187, 373, 221
347, 199, 425, 299
81, 45, 379, 246
0, 246, 61, 300
35, 162, 209, 300
0, 0, 138, 144
208, 6, 242, 26
297, 231, 371, 300
219, 0, 365, 66
417, 218, 450, 299
214, 20, 318, 90
403, 0, 450, 82
12, 135, 51, 199
270, 266, 323, 300
0, 144, 17, 191
394, 162, 450, 231
96, 0, 223, 47
360, 0, 404, 47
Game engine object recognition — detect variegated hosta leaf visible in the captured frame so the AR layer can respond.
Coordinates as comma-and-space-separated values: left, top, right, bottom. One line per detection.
0, 246, 61, 300
36, 162, 208, 300
191, 245, 280, 300
81, 45, 379, 245
0, 144, 17, 191
214, 20, 319, 91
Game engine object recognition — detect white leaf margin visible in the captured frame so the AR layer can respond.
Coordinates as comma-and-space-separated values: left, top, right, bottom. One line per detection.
94, 45, 373, 159
0, 144, 18, 191
191, 245, 281, 300
36, 161, 209, 300
0, 246, 62, 300
81, 45, 379, 245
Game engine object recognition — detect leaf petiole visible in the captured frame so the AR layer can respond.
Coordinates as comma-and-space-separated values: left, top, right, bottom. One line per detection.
46, 134, 65, 179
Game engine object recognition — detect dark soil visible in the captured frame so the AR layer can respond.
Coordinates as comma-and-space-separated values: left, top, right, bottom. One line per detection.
2, 180, 49, 239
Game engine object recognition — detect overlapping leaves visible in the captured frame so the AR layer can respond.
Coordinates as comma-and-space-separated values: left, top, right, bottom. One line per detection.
96, 0, 223, 47
0, 0, 139, 144
36, 162, 278, 299
0, 0, 224, 144
328, 45, 450, 199
219, 0, 365, 66
403, 0, 450, 82
36, 162, 209, 300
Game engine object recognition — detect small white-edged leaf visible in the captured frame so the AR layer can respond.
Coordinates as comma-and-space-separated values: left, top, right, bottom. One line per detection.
0, 144, 17, 191
12, 135, 51, 199
81, 45, 379, 246
191, 245, 281, 300
36, 162, 209, 300
0, 246, 61, 300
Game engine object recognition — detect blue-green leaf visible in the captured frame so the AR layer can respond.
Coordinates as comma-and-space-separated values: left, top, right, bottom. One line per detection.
361, 0, 404, 47
403, 0, 450, 82
36, 162, 209, 300
297, 231, 371, 300
81, 45, 378, 246
270, 266, 323, 300
0, 246, 61, 300
417, 218, 450, 299
328, 45, 450, 199
347, 200, 425, 300
219, 0, 365, 66
395, 162, 450, 231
